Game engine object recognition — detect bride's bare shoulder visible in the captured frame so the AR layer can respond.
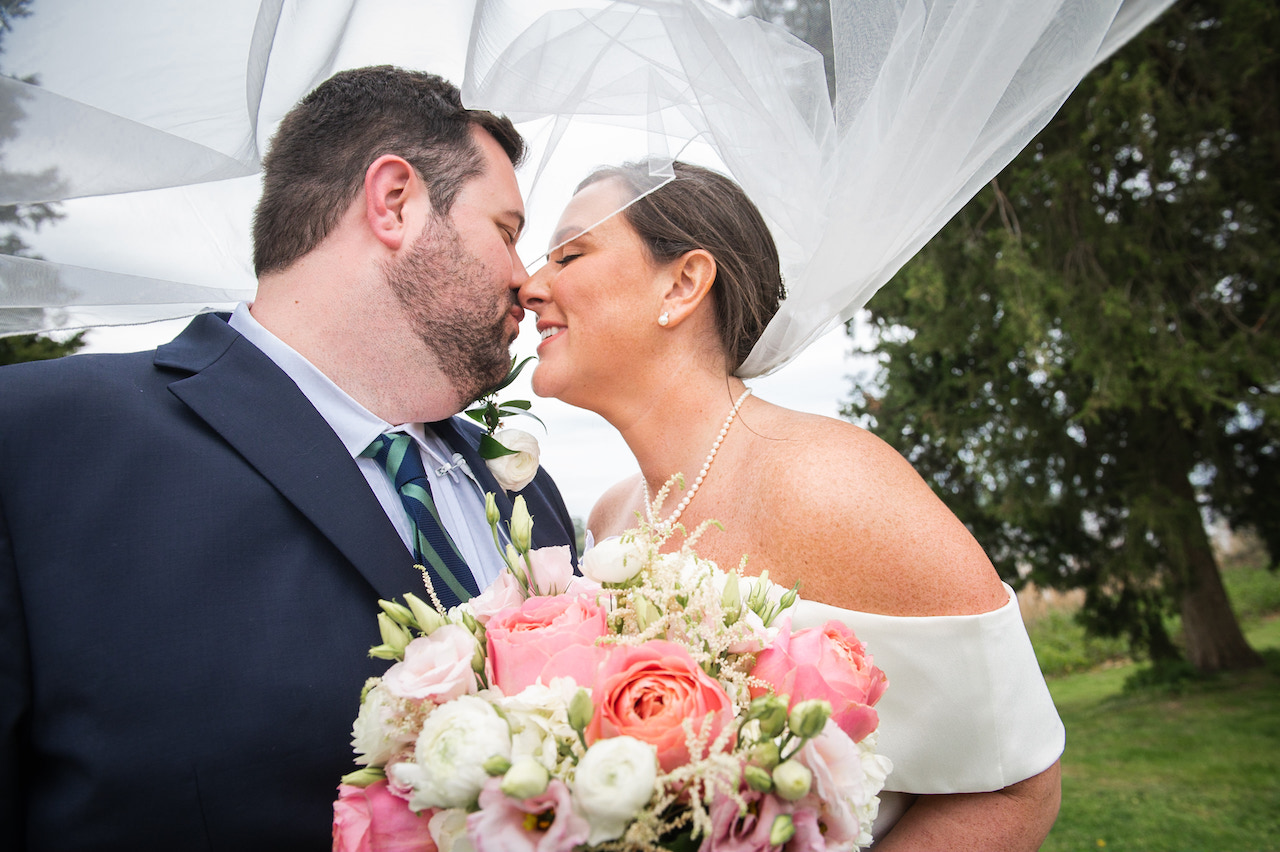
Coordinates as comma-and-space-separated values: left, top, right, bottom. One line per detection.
750, 407, 1007, 615
587, 473, 645, 540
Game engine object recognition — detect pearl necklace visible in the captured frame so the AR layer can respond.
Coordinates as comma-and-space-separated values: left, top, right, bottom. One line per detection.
644, 387, 753, 531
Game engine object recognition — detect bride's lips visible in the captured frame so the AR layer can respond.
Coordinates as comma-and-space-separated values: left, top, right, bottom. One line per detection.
535, 321, 565, 352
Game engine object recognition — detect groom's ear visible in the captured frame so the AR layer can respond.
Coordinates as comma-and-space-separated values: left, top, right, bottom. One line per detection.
658, 249, 717, 327
363, 154, 426, 251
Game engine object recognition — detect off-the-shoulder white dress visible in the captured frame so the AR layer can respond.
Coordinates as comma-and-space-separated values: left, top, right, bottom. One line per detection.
792, 583, 1065, 840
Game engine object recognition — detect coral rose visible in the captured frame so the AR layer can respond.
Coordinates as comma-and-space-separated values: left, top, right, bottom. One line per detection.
332, 781, 435, 852
486, 594, 608, 694
588, 640, 735, 772
749, 619, 887, 742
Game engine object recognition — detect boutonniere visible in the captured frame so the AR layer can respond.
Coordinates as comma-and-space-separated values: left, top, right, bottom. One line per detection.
466, 356, 544, 492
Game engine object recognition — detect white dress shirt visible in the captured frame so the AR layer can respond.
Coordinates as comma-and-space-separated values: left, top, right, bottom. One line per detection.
229, 303, 508, 589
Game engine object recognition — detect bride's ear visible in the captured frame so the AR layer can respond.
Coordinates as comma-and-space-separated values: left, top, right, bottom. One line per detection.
657, 249, 716, 328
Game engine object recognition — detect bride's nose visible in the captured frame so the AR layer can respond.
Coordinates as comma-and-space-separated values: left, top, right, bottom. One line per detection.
518, 261, 553, 310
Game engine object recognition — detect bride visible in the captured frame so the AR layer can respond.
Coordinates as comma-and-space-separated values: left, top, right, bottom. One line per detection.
519, 160, 1065, 849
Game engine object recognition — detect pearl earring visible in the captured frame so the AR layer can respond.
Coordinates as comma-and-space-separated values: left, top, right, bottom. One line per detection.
658, 312, 670, 327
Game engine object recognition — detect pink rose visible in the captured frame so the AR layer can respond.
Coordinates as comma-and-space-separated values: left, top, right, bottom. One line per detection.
749, 620, 887, 742
332, 781, 436, 852
587, 640, 735, 773
468, 570, 527, 625
700, 792, 825, 852
525, 545, 575, 596
485, 594, 608, 694
381, 624, 479, 703
465, 776, 590, 852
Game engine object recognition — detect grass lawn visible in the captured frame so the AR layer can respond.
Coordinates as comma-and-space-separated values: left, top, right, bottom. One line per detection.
1041, 615, 1280, 852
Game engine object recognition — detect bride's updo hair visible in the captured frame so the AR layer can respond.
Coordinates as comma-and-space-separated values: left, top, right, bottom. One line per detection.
577, 161, 785, 372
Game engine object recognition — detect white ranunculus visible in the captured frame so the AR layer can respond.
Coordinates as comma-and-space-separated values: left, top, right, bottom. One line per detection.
580, 536, 647, 584
391, 695, 512, 811
485, 428, 540, 492
428, 808, 475, 852
572, 736, 658, 845
488, 679, 580, 773
350, 681, 414, 766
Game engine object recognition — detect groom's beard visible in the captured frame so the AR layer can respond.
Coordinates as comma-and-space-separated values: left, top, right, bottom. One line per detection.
384, 219, 515, 405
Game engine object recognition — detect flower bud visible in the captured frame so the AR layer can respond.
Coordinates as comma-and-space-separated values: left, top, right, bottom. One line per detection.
501, 758, 550, 800
789, 699, 832, 740
743, 764, 774, 793
769, 814, 797, 847
633, 595, 661, 632
378, 599, 416, 629
339, 766, 386, 787
472, 641, 487, 674
485, 491, 501, 528
746, 570, 771, 611
510, 495, 533, 553
402, 593, 447, 635
749, 694, 789, 739
483, 754, 513, 776
772, 760, 812, 801
568, 688, 595, 734
376, 612, 411, 655
747, 740, 781, 770
720, 571, 742, 624
367, 644, 400, 661
778, 584, 799, 611
506, 544, 526, 581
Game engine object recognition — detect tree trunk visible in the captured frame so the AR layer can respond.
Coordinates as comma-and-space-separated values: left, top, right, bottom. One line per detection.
1164, 434, 1264, 673
1178, 523, 1264, 672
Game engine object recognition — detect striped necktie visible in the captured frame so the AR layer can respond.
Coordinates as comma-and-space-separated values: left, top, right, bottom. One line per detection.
362, 433, 478, 604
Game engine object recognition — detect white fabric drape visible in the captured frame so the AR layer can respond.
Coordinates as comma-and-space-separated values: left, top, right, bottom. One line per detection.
0, 0, 1175, 374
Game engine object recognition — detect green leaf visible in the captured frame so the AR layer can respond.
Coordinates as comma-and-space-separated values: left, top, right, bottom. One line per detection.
479, 433, 520, 460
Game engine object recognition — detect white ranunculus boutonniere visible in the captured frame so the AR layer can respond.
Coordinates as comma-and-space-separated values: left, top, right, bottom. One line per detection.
484, 428, 540, 492
466, 356, 544, 492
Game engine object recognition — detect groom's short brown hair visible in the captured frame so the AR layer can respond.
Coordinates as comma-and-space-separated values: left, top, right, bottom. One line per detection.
252, 65, 524, 276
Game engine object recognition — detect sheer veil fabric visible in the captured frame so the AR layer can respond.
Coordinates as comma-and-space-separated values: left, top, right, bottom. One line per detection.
0, 0, 1174, 375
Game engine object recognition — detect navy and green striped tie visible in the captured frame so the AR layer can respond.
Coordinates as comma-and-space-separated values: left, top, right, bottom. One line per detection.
362, 433, 478, 604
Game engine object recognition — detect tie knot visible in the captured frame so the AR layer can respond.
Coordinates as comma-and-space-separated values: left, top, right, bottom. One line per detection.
363, 433, 426, 490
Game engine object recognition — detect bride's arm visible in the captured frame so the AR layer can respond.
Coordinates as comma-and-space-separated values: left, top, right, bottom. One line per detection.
874, 761, 1062, 851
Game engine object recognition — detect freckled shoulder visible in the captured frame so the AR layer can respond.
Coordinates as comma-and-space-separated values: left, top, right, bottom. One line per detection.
587, 473, 646, 540
747, 410, 1008, 616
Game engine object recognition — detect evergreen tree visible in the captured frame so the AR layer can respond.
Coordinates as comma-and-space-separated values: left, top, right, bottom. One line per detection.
844, 0, 1276, 673
0, 0, 83, 363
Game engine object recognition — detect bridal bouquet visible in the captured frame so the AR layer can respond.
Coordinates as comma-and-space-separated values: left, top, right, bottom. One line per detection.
333, 495, 891, 852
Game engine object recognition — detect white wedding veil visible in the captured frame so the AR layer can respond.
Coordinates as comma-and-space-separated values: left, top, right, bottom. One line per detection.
0, 0, 1174, 376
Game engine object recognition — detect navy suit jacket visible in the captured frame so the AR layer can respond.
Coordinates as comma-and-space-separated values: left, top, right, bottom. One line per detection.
0, 313, 577, 851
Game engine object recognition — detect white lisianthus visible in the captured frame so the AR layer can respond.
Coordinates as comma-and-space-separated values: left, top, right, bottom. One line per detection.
350, 681, 414, 766
572, 736, 658, 845
485, 428, 540, 492
390, 695, 512, 811
798, 722, 893, 849
580, 535, 647, 584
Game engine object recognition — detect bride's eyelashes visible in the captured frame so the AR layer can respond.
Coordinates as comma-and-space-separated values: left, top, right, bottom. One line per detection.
554, 253, 582, 267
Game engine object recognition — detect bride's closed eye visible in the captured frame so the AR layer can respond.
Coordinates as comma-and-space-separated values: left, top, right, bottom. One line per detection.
554, 253, 582, 266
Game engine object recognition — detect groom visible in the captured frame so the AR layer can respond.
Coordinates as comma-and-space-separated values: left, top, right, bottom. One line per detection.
0, 66, 576, 850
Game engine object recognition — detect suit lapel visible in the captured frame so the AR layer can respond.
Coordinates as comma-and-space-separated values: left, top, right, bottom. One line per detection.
157, 314, 420, 602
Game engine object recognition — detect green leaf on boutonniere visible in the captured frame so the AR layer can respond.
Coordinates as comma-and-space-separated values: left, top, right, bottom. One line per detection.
479, 432, 520, 459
